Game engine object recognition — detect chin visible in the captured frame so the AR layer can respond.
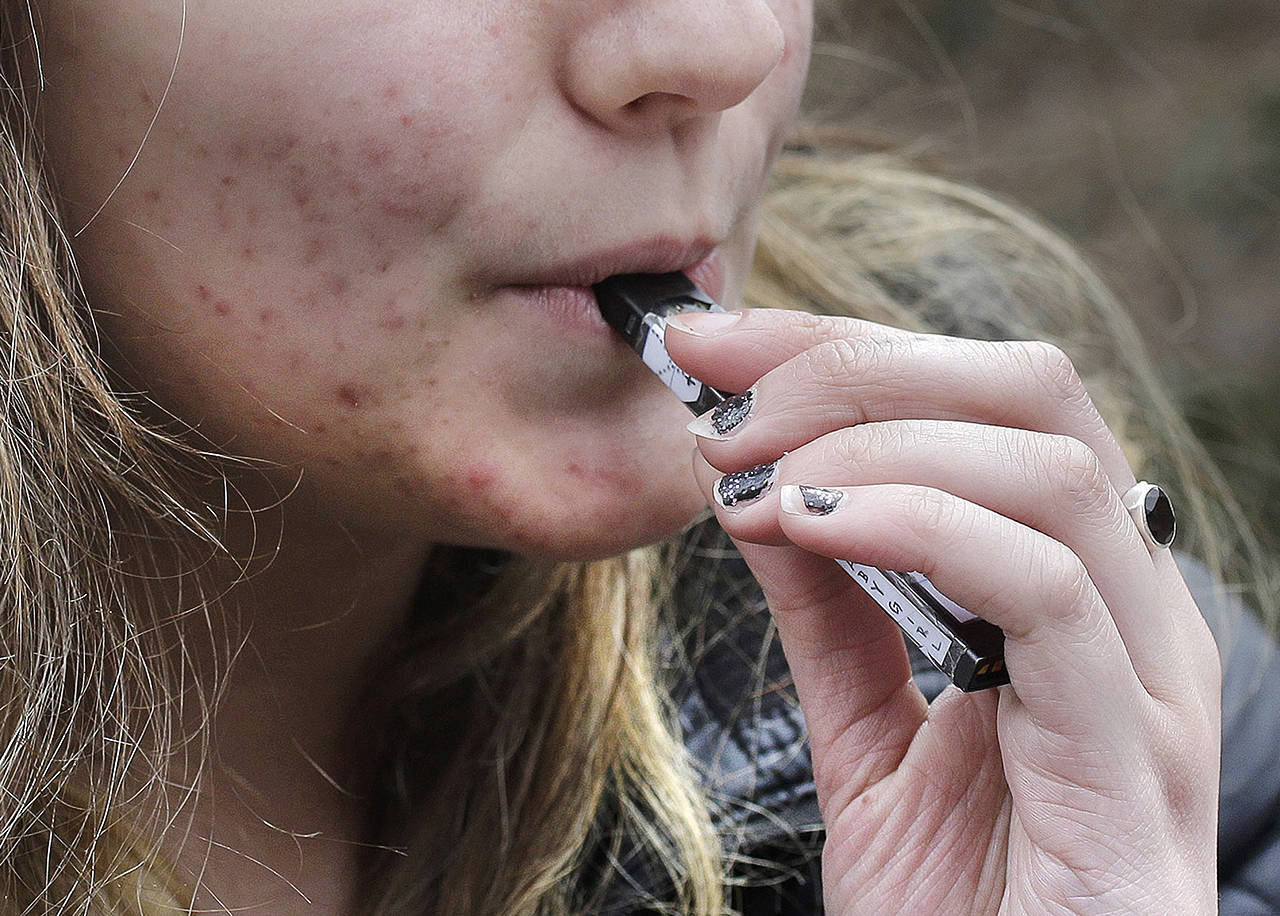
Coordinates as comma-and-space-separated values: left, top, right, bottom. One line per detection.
466, 468, 711, 562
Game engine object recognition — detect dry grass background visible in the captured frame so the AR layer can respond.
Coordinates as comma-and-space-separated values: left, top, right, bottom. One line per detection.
810, 0, 1280, 545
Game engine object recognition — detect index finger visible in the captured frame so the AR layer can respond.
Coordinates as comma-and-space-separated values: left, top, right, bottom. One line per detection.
663, 308, 903, 393
666, 306, 1136, 495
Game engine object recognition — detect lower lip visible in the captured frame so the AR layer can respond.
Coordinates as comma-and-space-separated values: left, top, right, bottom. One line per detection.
507, 253, 727, 334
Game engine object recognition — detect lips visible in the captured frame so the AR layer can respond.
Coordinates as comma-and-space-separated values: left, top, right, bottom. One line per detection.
508, 237, 724, 295
497, 243, 727, 333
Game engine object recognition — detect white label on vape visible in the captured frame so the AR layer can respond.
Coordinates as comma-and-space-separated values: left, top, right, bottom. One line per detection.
901, 571, 979, 623
641, 315, 704, 403
836, 560, 953, 665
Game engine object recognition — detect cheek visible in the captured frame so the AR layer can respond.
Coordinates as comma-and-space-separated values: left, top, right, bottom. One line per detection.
73, 20, 526, 436
38, 1, 743, 554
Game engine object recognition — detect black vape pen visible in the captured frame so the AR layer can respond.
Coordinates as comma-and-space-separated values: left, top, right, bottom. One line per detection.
594, 272, 1009, 692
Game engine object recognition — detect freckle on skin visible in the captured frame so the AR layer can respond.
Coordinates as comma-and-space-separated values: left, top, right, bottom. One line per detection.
221, 175, 237, 187
241, 246, 257, 261
400, 114, 414, 128
196, 285, 212, 301
144, 187, 161, 203
258, 309, 274, 325
378, 315, 406, 331
213, 300, 231, 316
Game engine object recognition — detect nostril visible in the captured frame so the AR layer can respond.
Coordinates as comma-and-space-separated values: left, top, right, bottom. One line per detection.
624, 92, 694, 116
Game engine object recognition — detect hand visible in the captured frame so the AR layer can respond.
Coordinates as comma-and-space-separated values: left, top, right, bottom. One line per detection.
664, 310, 1221, 915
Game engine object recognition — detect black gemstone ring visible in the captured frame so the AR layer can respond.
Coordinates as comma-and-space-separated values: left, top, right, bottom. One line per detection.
1122, 481, 1177, 551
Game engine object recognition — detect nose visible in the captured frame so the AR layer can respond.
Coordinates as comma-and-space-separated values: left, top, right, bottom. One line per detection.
561, 0, 787, 134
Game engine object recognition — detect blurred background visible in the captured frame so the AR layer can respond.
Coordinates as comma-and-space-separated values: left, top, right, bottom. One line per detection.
807, 0, 1280, 546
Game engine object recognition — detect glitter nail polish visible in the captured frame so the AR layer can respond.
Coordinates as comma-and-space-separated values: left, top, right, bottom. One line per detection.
709, 389, 753, 435
797, 485, 843, 515
716, 462, 777, 507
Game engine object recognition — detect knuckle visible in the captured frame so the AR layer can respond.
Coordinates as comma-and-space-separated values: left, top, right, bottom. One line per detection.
901, 486, 960, 541
789, 310, 848, 341
1039, 435, 1113, 517
826, 420, 916, 470
1038, 546, 1099, 627
802, 337, 863, 385
1018, 339, 1091, 406
801, 335, 907, 390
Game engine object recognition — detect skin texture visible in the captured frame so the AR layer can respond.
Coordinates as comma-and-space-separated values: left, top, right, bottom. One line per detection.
35, 0, 810, 560
27, 3, 808, 910
28, 0, 1221, 913
29, 0, 812, 911
667, 311, 1220, 914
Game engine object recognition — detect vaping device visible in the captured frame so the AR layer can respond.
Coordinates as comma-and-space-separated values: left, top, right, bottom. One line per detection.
593, 272, 1009, 692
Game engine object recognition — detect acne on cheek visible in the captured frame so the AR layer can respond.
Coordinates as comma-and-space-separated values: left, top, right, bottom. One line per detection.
201, 127, 463, 306
335, 383, 382, 410
246, 101, 469, 229
195, 285, 232, 316
466, 465, 496, 491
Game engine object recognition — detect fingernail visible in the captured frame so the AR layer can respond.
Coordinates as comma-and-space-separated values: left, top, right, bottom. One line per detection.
665, 311, 742, 337
715, 461, 777, 509
687, 388, 755, 439
780, 485, 845, 517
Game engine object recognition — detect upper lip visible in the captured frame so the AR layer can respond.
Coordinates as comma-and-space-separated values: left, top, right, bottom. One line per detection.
502, 236, 718, 289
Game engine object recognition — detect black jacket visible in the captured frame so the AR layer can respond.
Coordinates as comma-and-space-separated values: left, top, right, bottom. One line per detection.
612, 525, 1280, 914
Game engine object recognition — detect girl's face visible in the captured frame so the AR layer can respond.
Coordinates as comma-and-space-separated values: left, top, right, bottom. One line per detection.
32, 0, 812, 559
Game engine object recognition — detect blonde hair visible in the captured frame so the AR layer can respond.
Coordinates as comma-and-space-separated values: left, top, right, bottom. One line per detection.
0, 5, 1270, 914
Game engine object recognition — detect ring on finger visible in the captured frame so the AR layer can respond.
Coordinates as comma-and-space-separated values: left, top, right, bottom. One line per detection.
1122, 481, 1177, 551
